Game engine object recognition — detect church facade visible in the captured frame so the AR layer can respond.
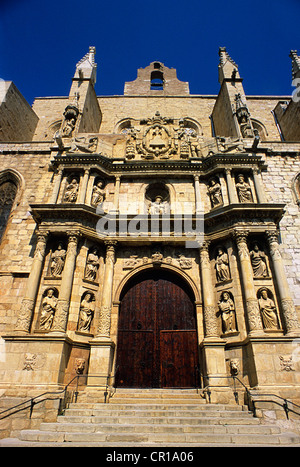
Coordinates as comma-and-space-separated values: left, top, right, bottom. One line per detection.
1, 47, 300, 405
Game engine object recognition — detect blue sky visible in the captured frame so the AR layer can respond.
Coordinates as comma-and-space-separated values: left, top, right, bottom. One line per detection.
0, 0, 299, 105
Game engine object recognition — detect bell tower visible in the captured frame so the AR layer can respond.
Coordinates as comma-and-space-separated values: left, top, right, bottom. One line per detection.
124, 61, 190, 95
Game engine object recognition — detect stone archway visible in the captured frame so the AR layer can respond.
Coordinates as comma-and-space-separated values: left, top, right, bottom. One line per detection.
115, 267, 200, 388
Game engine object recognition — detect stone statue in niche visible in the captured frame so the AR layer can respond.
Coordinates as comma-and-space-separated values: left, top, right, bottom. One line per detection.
208, 177, 223, 208
218, 291, 237, 334
84, 248, 100, 281
78, 292, 95, 332
215, 247, 230, 282
91, 180, 106, 207
258, 288, 279, 329
50, 242, 66, 277
250, 243, 268, 277
235, 174, 253, 203
39, 288, 57, 330
148, 195, 169, 215
64, 177, 79, 203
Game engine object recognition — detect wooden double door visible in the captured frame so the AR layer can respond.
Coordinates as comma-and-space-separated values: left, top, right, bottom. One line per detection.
115, 269, 200, 388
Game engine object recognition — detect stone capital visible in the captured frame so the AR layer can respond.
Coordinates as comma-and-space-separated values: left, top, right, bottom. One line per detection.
232, 228, 250, 244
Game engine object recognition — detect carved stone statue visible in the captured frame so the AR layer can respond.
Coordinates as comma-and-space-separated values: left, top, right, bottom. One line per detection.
50, 243, 66, 276
258, 288, 279, 329
250, 243, 268, 277
64, 178, 79, 203
148, 195, 169, 215
91, 180, 105, 207
62, 104, 79, 137
85, 248, 100, 281
208, 178, 223, 208
215, 248, 230, 282
39, 289, 57, 330
218, 291, 237, 333
62, 118, 76, 137
69, 136, 98, 153
236, 174, 253, 203
78, 292, 95, 332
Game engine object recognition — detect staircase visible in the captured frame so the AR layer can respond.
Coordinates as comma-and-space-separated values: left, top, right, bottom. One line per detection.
1, 389, 300, 447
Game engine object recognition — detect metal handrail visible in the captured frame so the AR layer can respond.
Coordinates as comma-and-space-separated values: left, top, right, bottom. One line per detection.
201, 374, 300, 419
2, 370, 300, 421
0, 372, 115, 421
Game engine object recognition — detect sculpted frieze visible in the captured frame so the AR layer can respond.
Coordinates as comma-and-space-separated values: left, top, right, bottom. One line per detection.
119, 112, 203, 160
122, 247, 194, 270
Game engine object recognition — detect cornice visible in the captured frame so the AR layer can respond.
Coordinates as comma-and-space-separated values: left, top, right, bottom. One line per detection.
51, 151, 267, 176
30, 202, 285, 242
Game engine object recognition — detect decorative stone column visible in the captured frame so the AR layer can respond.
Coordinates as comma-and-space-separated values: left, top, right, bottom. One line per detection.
88, 240, 117, 388
51, 231, 80, 333
199, 241, 229, 398
199, 241, 219, 338
233, 229, 264, 335
113, 176, 121, 212
225, 168, 238, 204
15, 230, 49, 332
253, 168, 266, 203
50, 168, 63, 204
194, 175, 202, 214
78, 169, 90, 204
97, 240, 117, 338
266, 230, 300, 335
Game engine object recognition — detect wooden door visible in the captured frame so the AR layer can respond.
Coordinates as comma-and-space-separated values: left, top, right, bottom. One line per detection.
115, 270, 200, 388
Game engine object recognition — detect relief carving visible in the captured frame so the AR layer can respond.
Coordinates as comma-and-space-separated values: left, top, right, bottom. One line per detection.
121, 112, 202, 160
63, 177, 79, 203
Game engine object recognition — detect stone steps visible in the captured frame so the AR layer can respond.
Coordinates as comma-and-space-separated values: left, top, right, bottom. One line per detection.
1, 389, 300, 447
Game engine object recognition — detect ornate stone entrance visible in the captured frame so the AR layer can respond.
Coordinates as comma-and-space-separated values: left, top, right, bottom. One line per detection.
115, 269, 200, 388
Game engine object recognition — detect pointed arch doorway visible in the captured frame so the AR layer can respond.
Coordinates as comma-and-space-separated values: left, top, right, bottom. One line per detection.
115, 268, 200, 388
